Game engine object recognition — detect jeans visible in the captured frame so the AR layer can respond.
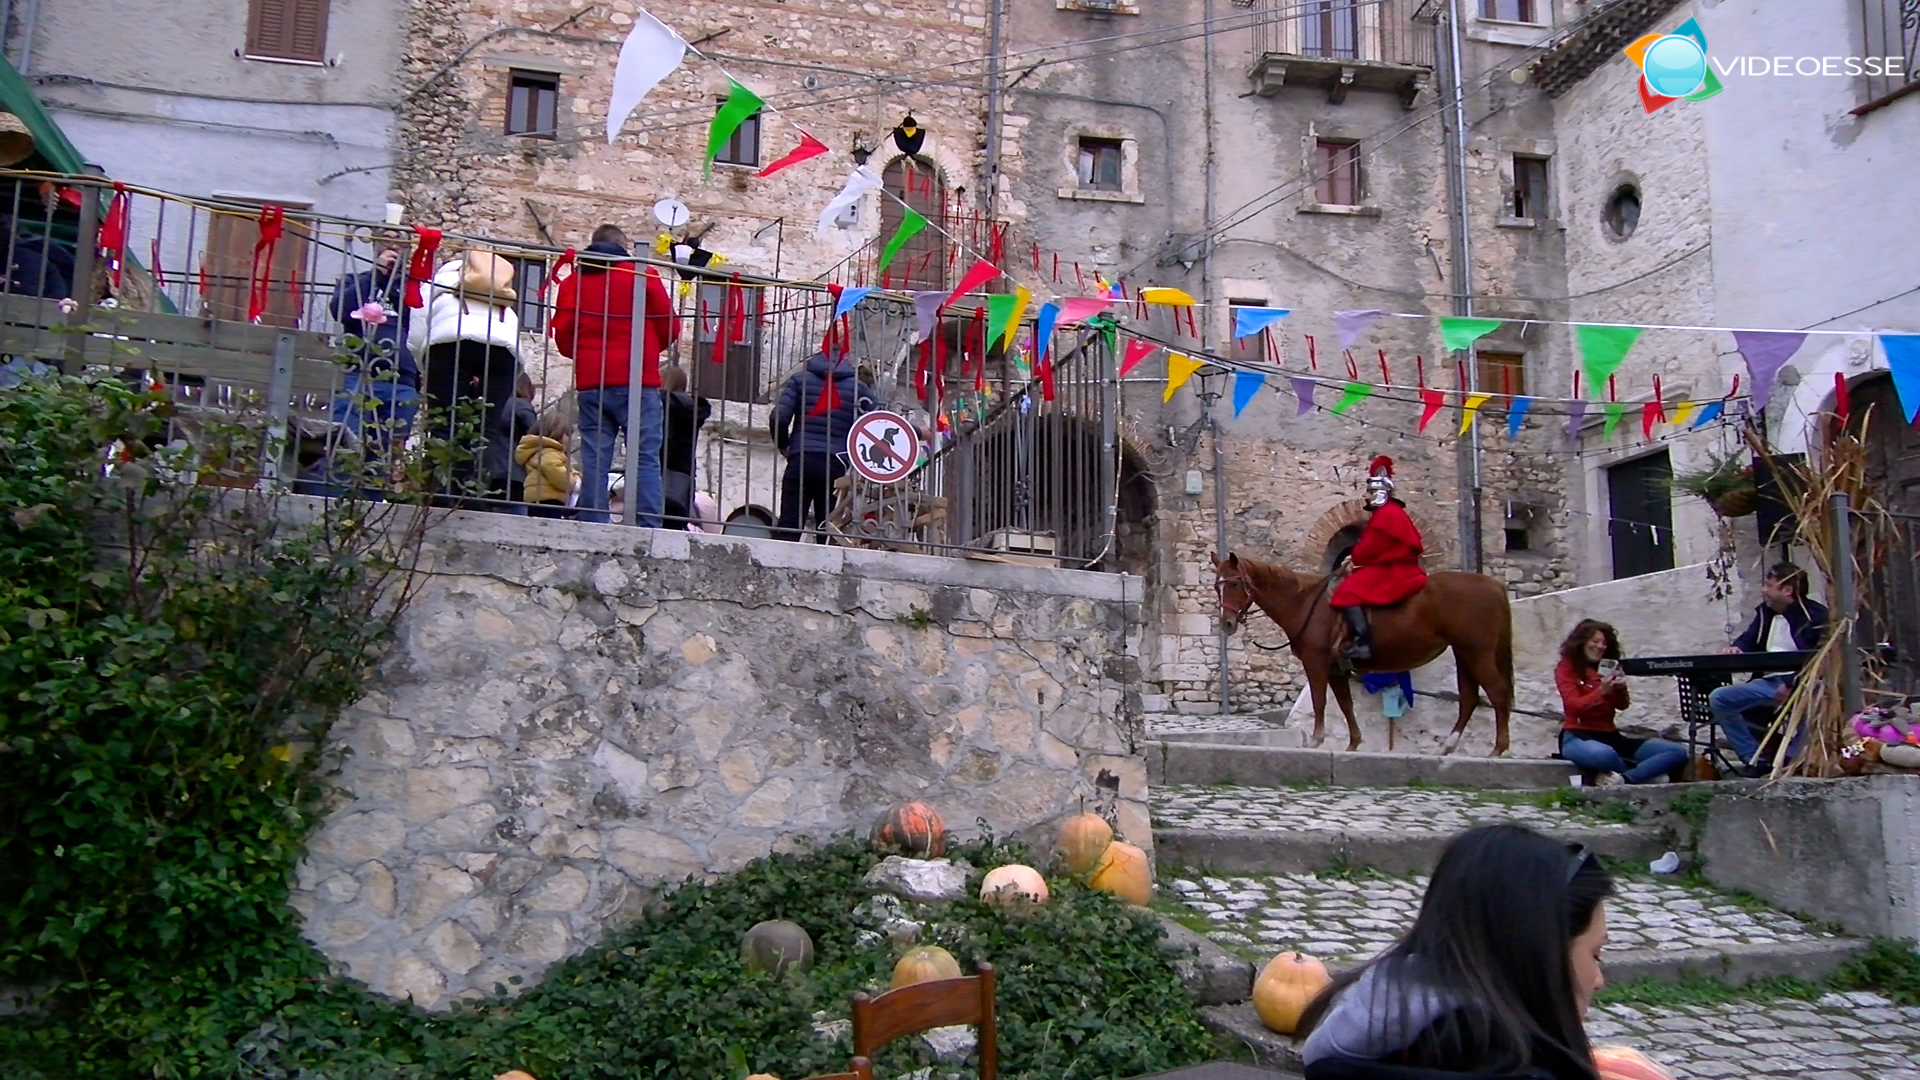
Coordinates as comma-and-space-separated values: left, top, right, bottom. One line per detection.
313, 370, 420, 497
1559, 731, 1689, 784
1709, 676, 1792, 765
775, 452, 846, 541
576, 386, 664, 528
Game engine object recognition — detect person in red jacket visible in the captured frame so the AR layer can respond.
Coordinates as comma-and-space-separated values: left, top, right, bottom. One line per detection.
549, 224, 680, 526
1330, 456, 1428, 660
1555, 619, 1686, 784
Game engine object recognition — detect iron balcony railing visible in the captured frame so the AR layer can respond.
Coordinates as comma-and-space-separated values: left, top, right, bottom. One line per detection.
1249, 0, 1436, 69
1858, 0, 1920, 110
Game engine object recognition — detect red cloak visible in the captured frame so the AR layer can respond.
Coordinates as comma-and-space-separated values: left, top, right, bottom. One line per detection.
1330, 499, 1428, 607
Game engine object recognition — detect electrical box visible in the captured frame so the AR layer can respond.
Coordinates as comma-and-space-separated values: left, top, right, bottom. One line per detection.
1184, 470, 1204, 496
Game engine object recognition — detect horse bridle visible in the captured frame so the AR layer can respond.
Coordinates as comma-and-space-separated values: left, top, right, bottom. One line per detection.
1216, 569, 1335, 653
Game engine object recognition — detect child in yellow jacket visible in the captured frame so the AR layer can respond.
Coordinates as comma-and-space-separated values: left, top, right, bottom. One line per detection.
516, 393, 577, 512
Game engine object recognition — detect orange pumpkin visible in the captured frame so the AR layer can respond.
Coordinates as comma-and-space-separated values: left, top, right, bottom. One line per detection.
870, 801, 947, 859
891, 945, 963, 989
1592, 1046, 1675, 1080
1054, 812, 1114, 874
979, 864, 1049, 912
495, 1073, 539, 1080
1251, 952, 1331, 1034
1087, 841, 1152, 906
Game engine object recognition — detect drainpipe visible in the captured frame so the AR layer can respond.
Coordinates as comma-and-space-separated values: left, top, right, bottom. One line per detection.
1440, 0, 1482, 572
16, 0, 37, 75
1210, 402, 1232, 715
1202, 0, 1229, 714
981, 0, 1006, 214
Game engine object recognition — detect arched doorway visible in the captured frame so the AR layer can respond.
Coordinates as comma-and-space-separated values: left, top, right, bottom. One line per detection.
1323, 524, 1364, 573
1846, 375, 1920, 686
881, 155, 947, 290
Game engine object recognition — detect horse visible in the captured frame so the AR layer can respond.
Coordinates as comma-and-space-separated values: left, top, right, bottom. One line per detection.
1211, 552, 1516, 756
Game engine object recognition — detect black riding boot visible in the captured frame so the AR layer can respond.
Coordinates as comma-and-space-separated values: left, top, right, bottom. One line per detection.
1341, 605, 1372, 661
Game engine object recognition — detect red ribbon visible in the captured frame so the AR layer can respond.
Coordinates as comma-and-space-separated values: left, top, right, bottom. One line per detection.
98, 182, 132, 289
1306, 334, 1317, 371
1378, 349, 1392, 387
915, 337, 933, 402
405, 225, 443, 309
542, 248, 577, 295
821, 284, 843, 355
247, 205, 286, 322
713, 274, 747, 366
1035, 354, 1056, 403
149, 238, 165, 288
969, 306, 988, 392
1833, 372, 1850, 423
808, 352, 844, 417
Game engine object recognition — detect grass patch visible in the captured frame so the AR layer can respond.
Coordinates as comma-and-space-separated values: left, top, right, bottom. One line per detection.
1595, 974, 1823, 1009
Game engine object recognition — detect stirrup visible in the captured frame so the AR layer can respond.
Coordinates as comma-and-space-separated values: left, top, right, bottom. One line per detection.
1342, 642, 1372, 661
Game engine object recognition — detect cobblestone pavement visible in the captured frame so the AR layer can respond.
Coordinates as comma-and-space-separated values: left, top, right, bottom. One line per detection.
1165, 874, 1840, 963
1146, 713, 1290, 736
1588, 993, 1920, 1079
1153, 783, 1628, 834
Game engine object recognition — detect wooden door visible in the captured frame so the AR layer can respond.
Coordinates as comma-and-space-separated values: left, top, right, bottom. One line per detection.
1608, 451, 1675, 580
201, 207, 313, 330
880, 156, 946, 291
1849, 375, 1920, 685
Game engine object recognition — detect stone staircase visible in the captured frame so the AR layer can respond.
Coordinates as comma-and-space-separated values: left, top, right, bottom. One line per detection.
1141, 720, 1900, 1078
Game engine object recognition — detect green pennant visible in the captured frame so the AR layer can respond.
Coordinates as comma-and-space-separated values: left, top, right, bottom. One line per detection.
704, 79, 765, 178
876, 209, 929, 274
1439, 316, 1503, 353
1331, 381, 1372, 415
1576, 324, 1645, 398
1602, 401, 1631, 439
1091, 315, 1119, 358
986, 293, 1020, 350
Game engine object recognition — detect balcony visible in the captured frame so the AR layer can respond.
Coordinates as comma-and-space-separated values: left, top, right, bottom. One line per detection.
1246, 0, 1435, 108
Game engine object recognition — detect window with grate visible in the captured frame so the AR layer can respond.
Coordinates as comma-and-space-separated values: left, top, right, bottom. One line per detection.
512, 257, 548, 333
506, 72, 559, 138
1476, 350, 1527, 401
1301, 0, 1360, 59
1076, 137, 1124, 191
1481, 0, 1542, 24
1511, 155, 1550, 220
1858, 0, 1920, 108
1314, 139, 1363, 206
246, 0, 330, 63
713, 103, 761, 167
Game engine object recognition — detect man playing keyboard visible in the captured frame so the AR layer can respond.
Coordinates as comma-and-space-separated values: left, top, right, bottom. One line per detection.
1710, 562, 1829, 777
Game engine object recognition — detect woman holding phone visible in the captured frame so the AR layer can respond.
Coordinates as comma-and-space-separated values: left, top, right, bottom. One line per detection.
1555, 620, 1687, 785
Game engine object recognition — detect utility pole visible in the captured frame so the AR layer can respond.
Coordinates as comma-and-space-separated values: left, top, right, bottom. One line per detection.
1438, 0, 1483, 573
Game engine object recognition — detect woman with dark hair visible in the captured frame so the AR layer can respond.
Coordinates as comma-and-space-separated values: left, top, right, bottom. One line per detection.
1555, 620, 1687, 785
1299, 825, 1614, 1080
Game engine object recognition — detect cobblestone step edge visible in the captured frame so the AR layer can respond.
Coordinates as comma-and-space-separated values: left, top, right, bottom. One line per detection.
1147, 741, 1578, 791
1153, 824, 1669, 877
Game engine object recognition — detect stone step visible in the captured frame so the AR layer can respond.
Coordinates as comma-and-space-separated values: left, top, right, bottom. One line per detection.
1148, 740, 1577, 790
1152, 782, 1667, 875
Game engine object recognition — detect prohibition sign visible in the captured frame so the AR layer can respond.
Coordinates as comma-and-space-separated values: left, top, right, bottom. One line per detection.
846, 410, 920, 485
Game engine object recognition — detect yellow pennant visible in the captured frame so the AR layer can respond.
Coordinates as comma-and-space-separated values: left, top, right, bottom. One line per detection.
1164, 352, 1204, 401
1141, 286, 1197, 306
1001, 284, 1033, 350
1669, 400, 1697, 428
1458, 393, 1492, 436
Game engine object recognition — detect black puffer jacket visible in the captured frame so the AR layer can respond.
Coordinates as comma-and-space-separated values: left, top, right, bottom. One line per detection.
771, 351, 875, 457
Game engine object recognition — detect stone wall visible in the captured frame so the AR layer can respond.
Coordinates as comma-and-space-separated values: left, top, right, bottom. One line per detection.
293, 512, 1146, 1009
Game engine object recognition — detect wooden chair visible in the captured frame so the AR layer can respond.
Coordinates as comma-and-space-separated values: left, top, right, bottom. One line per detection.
850, 964, 997, 1080
801, 1058, 873, 1080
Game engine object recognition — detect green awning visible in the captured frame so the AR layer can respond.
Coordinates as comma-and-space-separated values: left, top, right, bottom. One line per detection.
0, 55, 87, 175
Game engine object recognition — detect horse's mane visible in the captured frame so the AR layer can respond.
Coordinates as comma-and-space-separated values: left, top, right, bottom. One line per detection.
1236, 554, 1328, 595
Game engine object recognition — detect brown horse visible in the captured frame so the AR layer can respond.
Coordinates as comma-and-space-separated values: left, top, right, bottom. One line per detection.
1211, 552, 1516, 756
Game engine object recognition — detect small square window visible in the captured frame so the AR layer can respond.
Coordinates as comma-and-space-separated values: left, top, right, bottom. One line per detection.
1314, 139, 1362, 206
1512, 155, 1550, 220
1482, 0, 1543, 24
506, 71, 558, 138
1076, 137, 1124, 191
1228, 299, 1271, 364
714, 104, 762, 167
1476, 350, 1527, 399
512, 257, 548, 333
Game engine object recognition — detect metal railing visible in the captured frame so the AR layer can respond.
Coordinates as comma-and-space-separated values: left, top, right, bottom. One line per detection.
0, 172, 1120, 569
1249, 0, 1435, 68
1859, 0, 1920, 108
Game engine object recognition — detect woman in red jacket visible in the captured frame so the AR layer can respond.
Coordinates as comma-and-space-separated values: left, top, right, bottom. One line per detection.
1555, 619, 1686, 785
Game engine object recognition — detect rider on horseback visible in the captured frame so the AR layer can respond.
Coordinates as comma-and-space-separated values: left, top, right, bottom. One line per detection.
1330, 456, 1427, 661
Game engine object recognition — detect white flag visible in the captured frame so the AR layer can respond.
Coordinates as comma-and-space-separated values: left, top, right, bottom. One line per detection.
815, 165, 883, 238
607, 10, 687, 144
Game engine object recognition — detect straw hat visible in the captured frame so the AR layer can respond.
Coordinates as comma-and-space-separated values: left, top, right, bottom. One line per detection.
0, 112, 36, 168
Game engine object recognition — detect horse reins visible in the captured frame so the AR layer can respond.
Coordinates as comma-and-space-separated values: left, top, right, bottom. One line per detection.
1219, 571, 1335, 652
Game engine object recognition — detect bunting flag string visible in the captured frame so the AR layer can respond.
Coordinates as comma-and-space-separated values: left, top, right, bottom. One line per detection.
1292, 377, 1318, 416
1566, 399, 1589, 444
1233, 306, 1290, 341
1119, 338, 1156, 377
1458, 393, 1492, 436
1336, 309, 1387, 351
757, 131, 829, 177
1165, 353, 1204, 402
1576, 324, 1645, 398
1602, 401, 1630, 439
1884, 335, 1920, 422
1506, 397, 1533, 441
1332, 381, 1372, 415
876, 209, 928, 275
1439, 316, 1503, 353
1232, 370, 1265, 417
704, 79, 765, 178
1418, 387, 1446, 433
607, 10, 687, 143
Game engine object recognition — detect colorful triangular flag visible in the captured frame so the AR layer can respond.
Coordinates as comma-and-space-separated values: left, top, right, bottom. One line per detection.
1292, 376, 1318, 416
942, 260, 1000, 309
704, 79, 765, 178
1141, 287, 1196, 306
1332, 381, 1372, 415
1689, 400, 1724, 430
1233, 306, 1290, 340
876, 209, 928, 274
815, 165, 883, 238
1506, 396, 1532, 440
1439, 316, 1503, 352
1120, 338, 1156, 377
1232, 371, 1265, 417
758, 131, 829, 177
1575, 324, 1645, 396
832, 286, 873, 320
1458, 393, 1492, 436
1034, 302, 1060, 365
1602, 401, 1630, 439
1335, 309, 1387, 351
607, 11, 686, 144
1882, 334, 1920, 422
1419, 387, 1445, 434
1165, 353, 1204, 402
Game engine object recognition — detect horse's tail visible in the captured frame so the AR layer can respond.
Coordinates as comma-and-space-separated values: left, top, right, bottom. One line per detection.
1493, 582, 1515, 689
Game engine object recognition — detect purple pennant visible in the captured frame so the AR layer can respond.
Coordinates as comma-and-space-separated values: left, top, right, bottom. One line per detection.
1732, 331, 1808, 414
1565, 398, 1588, 444
1291, 376, 1318, 416
912, 290, 945, 344
1335, 309, 1387, 352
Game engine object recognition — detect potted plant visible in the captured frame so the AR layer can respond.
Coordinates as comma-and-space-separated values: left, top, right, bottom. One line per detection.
1675, 450, 1758, 517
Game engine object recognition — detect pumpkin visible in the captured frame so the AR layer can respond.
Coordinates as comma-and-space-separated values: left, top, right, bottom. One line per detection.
1087, 841, 1152, 906
979, 864, 1049, 912
741, 919, 815, 977
1054, 812, 1114, 874
495, 1073, 539, 1080
1250, 952, 1331, 1035
1592, 1046, 1676, 1080
891, 944, 963, 989
746, 1075, 781, 1080
870, 801, 947, 859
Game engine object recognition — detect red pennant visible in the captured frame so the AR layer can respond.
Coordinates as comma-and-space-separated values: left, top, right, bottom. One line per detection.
758, 132, 830, 178
98, 182, 131, 289
1418, 388, 1446, 434
1641, 400, 1664, 440
405, 226, 442, 309
1834, 372, 1850, 423
542, 248, 576, 295
942, 260, 999, 310
247, 205, 286, 322
1119, 338, 1155, 378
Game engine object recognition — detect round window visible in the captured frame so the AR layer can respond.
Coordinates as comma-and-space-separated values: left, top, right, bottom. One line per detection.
1603, 183, 1641, 240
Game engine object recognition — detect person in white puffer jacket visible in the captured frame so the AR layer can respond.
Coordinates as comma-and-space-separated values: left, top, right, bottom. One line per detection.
407, 251, 527, 510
